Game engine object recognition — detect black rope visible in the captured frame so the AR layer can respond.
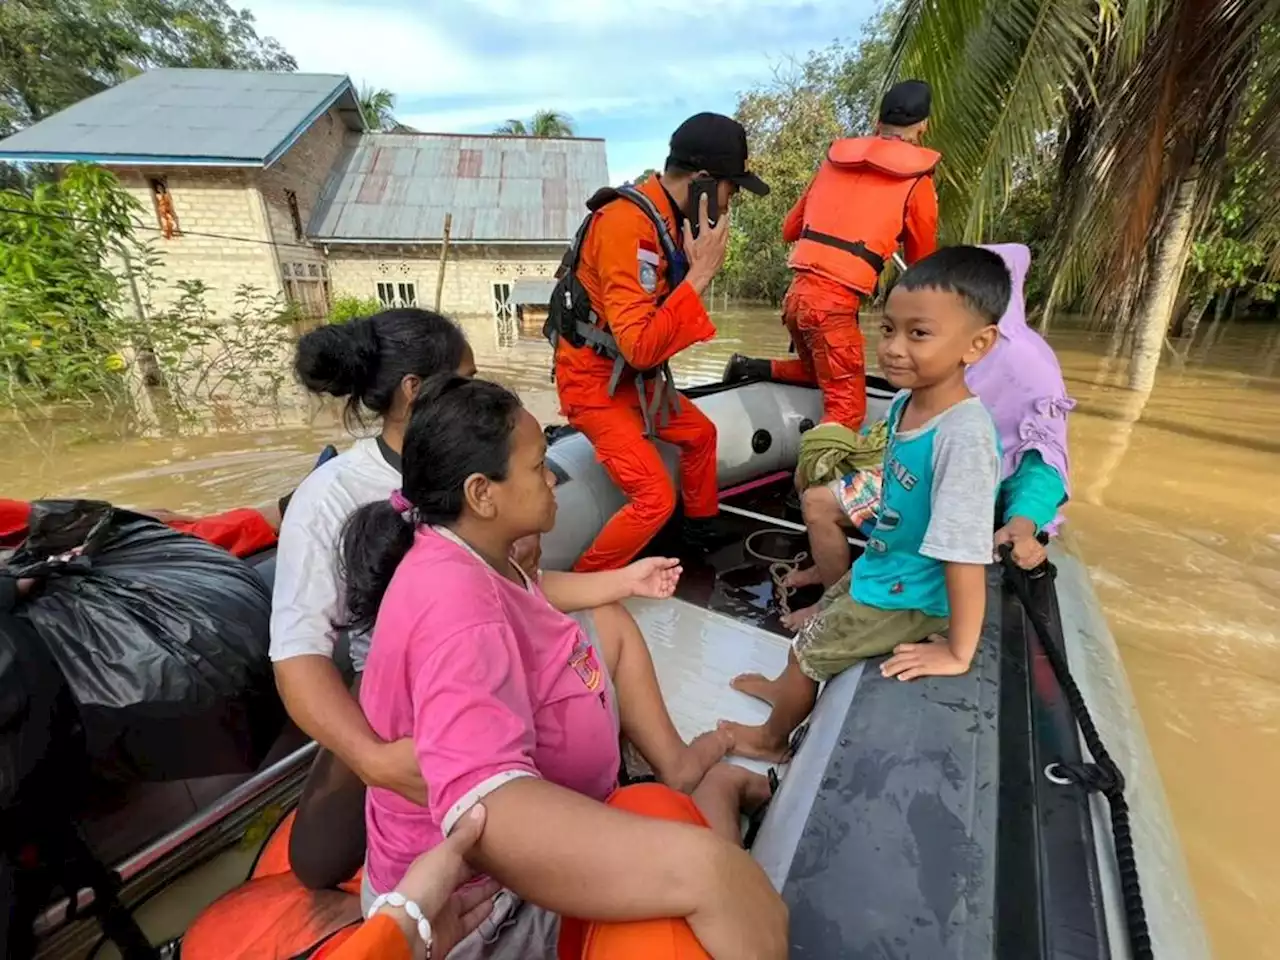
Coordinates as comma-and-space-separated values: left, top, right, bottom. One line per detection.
998, 543, 1153, 960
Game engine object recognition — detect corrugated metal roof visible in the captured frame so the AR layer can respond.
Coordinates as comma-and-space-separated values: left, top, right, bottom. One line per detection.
308, 133, 609, 243
0, 69, 363, 167
511, 278, 557, 303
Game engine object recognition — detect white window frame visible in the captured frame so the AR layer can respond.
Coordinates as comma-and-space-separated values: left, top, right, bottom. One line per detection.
492, 281, 514, 322
377, 281, 418, 308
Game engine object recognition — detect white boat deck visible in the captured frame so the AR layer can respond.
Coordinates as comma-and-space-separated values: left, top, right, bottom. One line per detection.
624, 596, 792, 779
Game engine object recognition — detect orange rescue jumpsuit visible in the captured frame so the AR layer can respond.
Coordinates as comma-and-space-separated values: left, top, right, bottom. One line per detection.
555, 176, 719, 573
771, 136, 940, 430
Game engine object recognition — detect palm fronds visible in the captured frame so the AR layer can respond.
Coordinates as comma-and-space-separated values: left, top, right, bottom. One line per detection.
494, 112, 575, 138
890, 0, 1280, 324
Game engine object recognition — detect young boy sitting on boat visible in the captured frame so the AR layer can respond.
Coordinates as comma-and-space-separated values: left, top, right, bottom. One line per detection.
720, 246, 1010, 761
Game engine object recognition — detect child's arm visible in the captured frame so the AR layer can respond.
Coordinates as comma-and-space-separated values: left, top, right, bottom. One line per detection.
881, 560, 985, 681
539, 558, 682, 613
940, 562, 987, 665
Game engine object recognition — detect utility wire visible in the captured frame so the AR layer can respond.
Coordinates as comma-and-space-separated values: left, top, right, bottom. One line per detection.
0, 203, 317, 252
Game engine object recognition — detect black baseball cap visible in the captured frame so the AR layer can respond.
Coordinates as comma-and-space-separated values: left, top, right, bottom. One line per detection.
667, 113, 770, 196
879, 80, 932, 127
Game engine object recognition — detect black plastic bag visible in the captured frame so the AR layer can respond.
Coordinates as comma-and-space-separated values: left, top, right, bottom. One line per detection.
0, 608, 76, 811
3, 500, 281, 783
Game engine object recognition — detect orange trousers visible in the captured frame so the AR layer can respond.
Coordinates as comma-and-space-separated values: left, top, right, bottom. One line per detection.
568, 396, 718, 572
558, 783, 714, 959
770, 285, 868, 431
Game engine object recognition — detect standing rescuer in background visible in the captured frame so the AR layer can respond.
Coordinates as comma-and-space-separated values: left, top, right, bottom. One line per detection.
547, 113, 770, 573
724, 80, 940, 431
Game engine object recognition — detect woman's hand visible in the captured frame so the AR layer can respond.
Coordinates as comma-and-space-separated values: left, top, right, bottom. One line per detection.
622, 557, 682, 599
361, 738, 428, 806
881, 635, 972, 682
385, 804, 500, 959
993, 517, 1047, 570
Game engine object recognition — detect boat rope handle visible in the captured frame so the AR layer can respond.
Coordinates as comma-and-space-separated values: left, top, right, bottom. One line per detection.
743, 529, 808, 620
998, 542, 1153, 960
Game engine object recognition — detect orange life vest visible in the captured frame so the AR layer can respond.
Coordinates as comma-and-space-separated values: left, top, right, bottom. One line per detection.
181, 808, 364, 960
788, 137, 940, 294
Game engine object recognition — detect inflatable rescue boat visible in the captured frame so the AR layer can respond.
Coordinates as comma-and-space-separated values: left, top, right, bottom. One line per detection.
28, 376, 1209, 960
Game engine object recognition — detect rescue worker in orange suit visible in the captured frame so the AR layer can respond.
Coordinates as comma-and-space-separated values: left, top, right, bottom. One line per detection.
550, 113, 770, 572
724, 80, 940, 430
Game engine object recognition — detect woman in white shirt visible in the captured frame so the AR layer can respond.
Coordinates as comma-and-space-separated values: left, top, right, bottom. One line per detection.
271, 308, 476, 888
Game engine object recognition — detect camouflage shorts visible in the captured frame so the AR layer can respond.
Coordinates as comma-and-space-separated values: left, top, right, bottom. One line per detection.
793, 575, 948, 682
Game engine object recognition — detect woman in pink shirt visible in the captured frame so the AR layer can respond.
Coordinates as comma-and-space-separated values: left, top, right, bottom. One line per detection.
340, 375, 788, 959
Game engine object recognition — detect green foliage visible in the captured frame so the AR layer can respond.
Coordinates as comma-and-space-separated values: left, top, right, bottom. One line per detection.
359, 87, 398, 132
887, 0, 1098, 244
0, 0, 294, 134
725, 9, 897, 303
1188, 156, 1279, 307
142, 280, 298, 420
495, 111, 576, 138
0, 163, 297, 424
986, 135, 1060, 303
0, 165, 139, 405
327, 294, 383, 324
888, 0, 1280, 329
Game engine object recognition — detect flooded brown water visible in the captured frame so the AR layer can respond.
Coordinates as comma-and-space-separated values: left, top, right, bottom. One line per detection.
4, 307, 1279, 959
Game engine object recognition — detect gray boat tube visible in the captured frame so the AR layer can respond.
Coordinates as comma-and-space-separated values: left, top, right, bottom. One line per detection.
543, 376, 1209, 959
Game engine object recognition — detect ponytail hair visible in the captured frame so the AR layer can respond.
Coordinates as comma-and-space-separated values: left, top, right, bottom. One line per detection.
295, 308, 468, 429
338, 375, 523, 633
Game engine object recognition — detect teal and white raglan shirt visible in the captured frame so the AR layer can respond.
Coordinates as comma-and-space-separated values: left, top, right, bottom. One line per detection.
852, 392, 1003, 619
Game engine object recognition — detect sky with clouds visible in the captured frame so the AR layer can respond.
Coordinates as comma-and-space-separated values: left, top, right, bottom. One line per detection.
239, 0, 879, 182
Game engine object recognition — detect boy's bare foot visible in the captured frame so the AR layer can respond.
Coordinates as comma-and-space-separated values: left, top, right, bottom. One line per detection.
779, 565, 823, 590
780, 603, 820, 632
666, 728, 734, 793
730, 672, 783, 706
716, 720, 790, 763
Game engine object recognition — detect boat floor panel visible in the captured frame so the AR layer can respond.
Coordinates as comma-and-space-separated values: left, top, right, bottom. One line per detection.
622, 597, 790, 778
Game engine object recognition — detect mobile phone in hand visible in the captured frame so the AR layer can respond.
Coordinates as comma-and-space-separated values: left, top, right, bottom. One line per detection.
688, 176, 719, 238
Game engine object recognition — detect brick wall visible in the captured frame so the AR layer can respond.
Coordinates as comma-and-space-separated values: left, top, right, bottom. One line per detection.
327, 243, 566, 319
256, 107, 348, 275
113, 166, 283, 318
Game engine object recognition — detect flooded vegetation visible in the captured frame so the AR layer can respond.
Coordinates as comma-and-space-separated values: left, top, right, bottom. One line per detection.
3, 307, 1279, 957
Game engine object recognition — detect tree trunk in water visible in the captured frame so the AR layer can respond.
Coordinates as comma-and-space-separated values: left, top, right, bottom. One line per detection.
1264, 326, 1280, 379
1180, 293, 1211, 351
1125, 174, 1200, 393
1081, 386, 1151, 506
1196, 292, 1231, 363
1096, 326, 1128, 386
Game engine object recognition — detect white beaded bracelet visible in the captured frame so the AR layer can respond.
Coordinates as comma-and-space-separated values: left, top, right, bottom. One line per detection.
369, 891, 434, 959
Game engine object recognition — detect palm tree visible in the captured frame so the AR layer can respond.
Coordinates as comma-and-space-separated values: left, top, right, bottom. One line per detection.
494, 110, 576, 138
359, 86, 398, 132
889, 0, 1280, 393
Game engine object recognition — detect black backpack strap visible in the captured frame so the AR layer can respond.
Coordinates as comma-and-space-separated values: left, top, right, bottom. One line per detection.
615, 185, 682, 286
568, 183, 680, 287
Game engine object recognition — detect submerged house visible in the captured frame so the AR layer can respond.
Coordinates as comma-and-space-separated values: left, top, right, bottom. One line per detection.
0, 69, 607, 322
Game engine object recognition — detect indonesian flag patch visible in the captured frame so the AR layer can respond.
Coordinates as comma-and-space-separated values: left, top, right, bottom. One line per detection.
637, 242, 660, 293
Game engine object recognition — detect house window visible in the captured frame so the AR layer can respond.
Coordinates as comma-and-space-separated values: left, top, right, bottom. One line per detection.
492, 282, 514, 321
377, 281, 417, 308
150, 178, 179, 239
284, 261, 331, 319
285, 189, 304, 242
